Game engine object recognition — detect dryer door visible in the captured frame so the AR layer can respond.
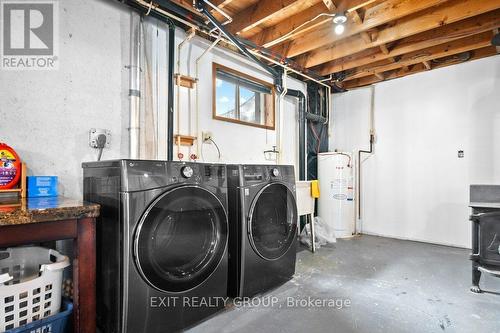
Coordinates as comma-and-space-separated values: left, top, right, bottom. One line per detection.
134, 185, 228, 292
248, 183, 297, 260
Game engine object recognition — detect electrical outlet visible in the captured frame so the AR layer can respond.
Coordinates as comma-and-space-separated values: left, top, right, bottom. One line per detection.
202, 131, 213, 142
89, 128, 111, 148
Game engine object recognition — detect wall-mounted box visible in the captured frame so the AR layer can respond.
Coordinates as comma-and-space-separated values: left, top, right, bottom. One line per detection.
27, 176, 58, 197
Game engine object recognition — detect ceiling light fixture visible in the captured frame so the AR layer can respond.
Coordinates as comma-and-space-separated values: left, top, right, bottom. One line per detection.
334, 24, 345, 35
333, 12, 347, 35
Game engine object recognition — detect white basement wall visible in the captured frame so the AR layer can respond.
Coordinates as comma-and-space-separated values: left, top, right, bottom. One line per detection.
0, 0, 131, 199
331, 55, 500, 248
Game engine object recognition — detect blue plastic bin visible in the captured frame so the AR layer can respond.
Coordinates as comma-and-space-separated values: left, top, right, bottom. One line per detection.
27, 176, 58, 197
5, 300, 72, 333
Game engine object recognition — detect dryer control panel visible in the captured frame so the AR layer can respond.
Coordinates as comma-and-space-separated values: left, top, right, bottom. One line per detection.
120, 160, 226, 192
236, 164, 295, 187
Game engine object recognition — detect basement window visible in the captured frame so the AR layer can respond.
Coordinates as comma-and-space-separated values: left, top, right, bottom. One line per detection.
213, 63, 275, 130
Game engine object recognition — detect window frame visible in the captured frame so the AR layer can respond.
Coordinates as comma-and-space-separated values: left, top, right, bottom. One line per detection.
212, 63, 276, 130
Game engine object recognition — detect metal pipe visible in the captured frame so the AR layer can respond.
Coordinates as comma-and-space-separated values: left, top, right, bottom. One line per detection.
167, 22, 175, 161
285, 89, 306, 181
130, 0, 332, 92
277, 70, 288, 164
201, 0, 232, 35
195, 1, 283, 88
176, 29, 196, 160
129, 12, 141, 159
195, 33, 222, 158
357, 85, 376, 219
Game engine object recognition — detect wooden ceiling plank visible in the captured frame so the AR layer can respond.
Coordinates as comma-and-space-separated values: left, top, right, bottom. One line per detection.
344, 46, 498, 88
379, 43, 390, 55
342, 0, 379, 12
346, 31, 493, 80
308, 0, 500, 69
323, 0, 337, 11
210, 0, 234, 8
351, 9, 373, 43
283, 0, 449, 58
226, 0, 301, 35
318, 10, 500, 75
249, 0, 376, 48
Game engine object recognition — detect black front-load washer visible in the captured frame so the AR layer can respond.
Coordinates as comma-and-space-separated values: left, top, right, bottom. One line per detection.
83, 160, 228, 333
226, 164, 298, 297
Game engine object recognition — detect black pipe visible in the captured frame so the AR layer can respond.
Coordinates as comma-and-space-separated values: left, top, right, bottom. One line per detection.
167, 22, 175, 161
194, 0, 283, 88
357, 134, 374, 218
120, 0, 344, 91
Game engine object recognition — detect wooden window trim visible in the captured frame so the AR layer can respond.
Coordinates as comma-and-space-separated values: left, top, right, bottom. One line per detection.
212, 62, 276, 130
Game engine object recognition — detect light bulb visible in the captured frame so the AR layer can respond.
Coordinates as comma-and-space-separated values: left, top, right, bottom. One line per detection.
334, 24, 345, 35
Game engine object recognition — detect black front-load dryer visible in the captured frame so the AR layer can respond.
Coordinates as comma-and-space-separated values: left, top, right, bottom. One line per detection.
83, 160, 228, 333
227, 164, 298, 297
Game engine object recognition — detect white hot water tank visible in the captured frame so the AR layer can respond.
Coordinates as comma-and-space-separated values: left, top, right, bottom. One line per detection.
318, 152, 355, 238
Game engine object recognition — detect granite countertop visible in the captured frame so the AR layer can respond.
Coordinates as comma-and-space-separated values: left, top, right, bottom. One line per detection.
469, 202, 500, 209
0, 196, 100, 226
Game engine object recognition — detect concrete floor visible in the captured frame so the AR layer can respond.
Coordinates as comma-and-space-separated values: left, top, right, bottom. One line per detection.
189, 235, 500, 333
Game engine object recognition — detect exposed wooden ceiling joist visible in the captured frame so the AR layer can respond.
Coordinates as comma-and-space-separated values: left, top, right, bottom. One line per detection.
278, 0, 450, 58
343, 46, 498, 89
345, 31, 494, 80
303, 0, 500, 69
322, 0, 336, 11
247, 0, 376, 48
172, 0, 500, 89
226, 0, 302, 35
210, 0, 235, 8
317, 10, 500, 75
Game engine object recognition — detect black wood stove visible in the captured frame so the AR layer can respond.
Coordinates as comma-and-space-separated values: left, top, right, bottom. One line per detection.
469, 185, 500, 293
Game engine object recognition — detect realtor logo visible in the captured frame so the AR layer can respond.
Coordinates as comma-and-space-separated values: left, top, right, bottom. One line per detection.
1, 0, 59, 70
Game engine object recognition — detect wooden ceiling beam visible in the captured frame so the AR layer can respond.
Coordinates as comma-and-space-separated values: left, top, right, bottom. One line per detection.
379, 43, 390, 55
343, 46, 498, 89
422, 61, 432, 70
248, 0, 375, 48
307, 0, 500, 69
281, 0, 449, 58
350, 9, 373, 43
317, 10, 500, 75
322, 0, 337, 11
345, 31, 494, 80
210, 0, 234, 7
226, 0, 302, 35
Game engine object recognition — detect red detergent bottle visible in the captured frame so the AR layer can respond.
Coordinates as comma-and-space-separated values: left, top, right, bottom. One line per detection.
0, 143, 22, 189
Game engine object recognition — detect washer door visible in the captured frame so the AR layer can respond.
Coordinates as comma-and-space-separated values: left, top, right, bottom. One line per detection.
248, 183, 297, 260
134, 186, 228, 292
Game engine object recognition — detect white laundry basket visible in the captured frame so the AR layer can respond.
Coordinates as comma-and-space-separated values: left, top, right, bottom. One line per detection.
0, 247, 70, 332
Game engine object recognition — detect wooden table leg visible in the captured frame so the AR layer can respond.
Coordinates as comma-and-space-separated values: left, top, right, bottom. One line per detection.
73, 217, 96, 333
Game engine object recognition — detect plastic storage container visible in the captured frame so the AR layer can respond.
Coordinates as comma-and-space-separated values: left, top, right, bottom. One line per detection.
0, 247, 70, 332
5, 300, 72, 333
27, 176, 58, 197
